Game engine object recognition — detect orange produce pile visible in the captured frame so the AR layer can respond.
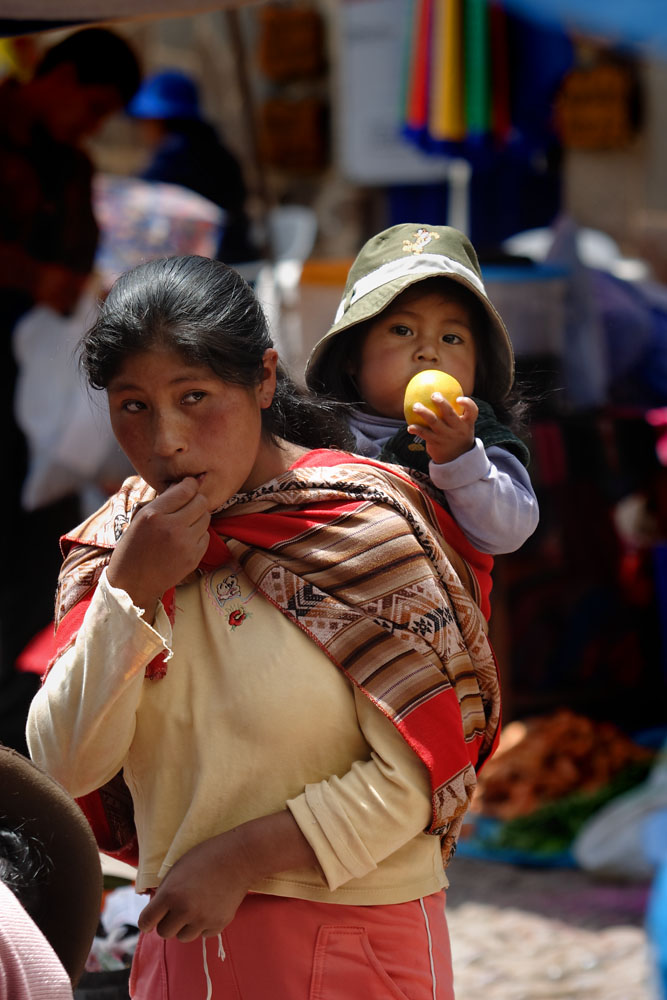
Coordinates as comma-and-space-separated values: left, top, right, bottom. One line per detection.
472, 709, 653, 821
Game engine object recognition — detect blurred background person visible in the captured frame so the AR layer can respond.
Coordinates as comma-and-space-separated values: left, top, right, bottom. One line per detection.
0, 27, 141, 755
127, 68, 258, 265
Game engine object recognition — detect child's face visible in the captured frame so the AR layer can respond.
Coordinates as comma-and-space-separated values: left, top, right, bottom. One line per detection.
348, 287, 476, 420
107, 345, 279, 510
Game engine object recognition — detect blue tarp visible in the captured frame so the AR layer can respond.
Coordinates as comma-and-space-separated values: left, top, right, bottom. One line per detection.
0, 0, 665, 55
501, 0, 667, 54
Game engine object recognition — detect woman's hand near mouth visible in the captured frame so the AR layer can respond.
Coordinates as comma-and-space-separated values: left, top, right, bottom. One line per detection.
107, 477, 211, 623
164, 472, 206, 490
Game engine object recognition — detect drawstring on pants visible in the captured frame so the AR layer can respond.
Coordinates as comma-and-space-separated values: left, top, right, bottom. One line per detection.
419, 897, 438, 1000
202, 933, 226, 999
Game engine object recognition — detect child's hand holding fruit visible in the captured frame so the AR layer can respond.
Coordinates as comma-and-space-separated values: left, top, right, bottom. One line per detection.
404, 369, 478, 465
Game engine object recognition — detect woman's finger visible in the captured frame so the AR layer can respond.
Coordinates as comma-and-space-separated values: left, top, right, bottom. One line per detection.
176, 923, 206, 943
151, 476, 201, 513
137, 896, 169, 934
187, 497, 213, 531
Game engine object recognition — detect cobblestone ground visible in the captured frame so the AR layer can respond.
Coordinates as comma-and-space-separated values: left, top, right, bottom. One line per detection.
445, 857, 658, 1000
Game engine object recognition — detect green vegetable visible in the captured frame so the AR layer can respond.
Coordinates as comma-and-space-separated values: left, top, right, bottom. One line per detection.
485, 760, 654, 856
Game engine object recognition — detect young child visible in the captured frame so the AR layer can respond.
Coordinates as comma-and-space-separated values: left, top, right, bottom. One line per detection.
305, 223, 539, 556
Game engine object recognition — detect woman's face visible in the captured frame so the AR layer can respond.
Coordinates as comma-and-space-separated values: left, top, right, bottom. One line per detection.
107, 346, 282, 510
348, 288, 477, 420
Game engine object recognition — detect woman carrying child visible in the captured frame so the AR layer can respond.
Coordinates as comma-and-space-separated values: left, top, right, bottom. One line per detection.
28, 255, 501, 1000
305, 223, 539, 562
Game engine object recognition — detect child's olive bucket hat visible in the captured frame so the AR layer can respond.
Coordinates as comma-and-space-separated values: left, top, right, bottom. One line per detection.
305, 223, 515, 401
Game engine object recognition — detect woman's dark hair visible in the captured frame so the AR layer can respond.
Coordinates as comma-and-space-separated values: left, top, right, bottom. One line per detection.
81, 255, 353, 451
316, 276, 528, 433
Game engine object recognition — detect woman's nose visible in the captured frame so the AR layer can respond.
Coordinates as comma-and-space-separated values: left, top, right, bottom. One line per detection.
152, 413, 186, 455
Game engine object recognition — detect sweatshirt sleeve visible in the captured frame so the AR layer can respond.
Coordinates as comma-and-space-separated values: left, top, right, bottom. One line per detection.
286, 689, 434, 891
429, 441, 539, 554
26, 570, 172, 798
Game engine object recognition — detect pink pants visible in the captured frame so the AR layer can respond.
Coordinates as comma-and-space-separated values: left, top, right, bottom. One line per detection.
129, 890, 454, 1000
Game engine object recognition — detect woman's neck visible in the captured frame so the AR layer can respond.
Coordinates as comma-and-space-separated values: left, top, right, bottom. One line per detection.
280, 439, 311, 468
245, 437, 309, 490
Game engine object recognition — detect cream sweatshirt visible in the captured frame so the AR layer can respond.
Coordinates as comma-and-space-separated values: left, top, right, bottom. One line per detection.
27, 560, 447, 905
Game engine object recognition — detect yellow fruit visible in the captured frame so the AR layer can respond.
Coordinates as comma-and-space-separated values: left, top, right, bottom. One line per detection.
403, 370, 464, 426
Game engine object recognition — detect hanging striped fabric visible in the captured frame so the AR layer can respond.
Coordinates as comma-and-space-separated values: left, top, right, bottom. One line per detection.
401, 0, 514, 158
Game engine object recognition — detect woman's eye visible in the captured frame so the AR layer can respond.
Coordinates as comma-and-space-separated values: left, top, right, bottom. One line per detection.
182, 390, 206, 404
123, 400, 145, 413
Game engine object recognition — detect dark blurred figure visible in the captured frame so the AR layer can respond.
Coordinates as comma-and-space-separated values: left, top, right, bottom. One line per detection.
0, 28, 141, 755
128, 69, 257, 264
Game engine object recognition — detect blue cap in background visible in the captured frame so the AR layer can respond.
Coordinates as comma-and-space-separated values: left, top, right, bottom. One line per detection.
128, 69, 201, 120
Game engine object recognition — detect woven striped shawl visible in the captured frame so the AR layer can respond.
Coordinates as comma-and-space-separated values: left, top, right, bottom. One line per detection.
51, 451, 500, 867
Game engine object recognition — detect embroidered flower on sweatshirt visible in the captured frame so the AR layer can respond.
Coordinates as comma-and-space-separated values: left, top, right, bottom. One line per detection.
228, 607, 249, 630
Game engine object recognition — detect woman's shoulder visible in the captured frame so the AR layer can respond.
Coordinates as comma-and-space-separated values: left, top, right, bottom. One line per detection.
289, 447, 358, 470
61, 475, 154, 555
54, 476, 154, 632
289, 447, 411, 485
286, 447, 447, 510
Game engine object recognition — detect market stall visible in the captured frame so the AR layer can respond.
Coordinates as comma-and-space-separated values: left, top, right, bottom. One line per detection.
2, 5, 666, 997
